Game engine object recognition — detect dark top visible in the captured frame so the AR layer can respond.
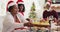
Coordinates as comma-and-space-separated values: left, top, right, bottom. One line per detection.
43, 10, 49, 18
43, 10, 58, 20
49, 10, 58, 19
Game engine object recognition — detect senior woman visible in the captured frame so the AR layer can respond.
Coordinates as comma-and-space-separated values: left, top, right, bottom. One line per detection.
2, 1, 28, 32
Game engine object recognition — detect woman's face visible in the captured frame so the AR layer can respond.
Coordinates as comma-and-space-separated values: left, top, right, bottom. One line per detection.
19, 5, 23, 11
11, 5, 19, 14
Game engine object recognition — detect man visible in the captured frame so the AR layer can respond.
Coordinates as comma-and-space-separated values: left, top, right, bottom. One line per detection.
43, 0, 52, 20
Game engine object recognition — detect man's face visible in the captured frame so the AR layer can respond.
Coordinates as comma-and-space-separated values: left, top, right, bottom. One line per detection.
46, 4, 50, 10
11, 5, 19, 14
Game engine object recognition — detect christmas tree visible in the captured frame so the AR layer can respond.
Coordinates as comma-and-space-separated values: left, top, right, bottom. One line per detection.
29, 2, 37, 21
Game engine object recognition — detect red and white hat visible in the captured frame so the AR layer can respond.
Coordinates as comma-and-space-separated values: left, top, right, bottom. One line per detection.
46, 0, 52, 5
6, 1, 17, 11
17, 0, 24, 4
7, 1, 17, 8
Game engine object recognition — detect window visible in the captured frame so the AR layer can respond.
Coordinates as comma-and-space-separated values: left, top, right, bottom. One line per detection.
45, 0, 60, 4
52, 0, 60, 4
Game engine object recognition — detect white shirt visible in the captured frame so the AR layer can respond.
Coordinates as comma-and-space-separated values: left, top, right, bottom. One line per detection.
2, 12, 28, 32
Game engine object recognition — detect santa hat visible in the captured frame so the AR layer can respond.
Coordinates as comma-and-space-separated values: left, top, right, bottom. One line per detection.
46, 0, 52, 5
6, 1, 17, 11
17, 0, 24, 4
8, 1, 17, 8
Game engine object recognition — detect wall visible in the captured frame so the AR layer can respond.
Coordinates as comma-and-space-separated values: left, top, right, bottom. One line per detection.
24, 0, 45, 19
